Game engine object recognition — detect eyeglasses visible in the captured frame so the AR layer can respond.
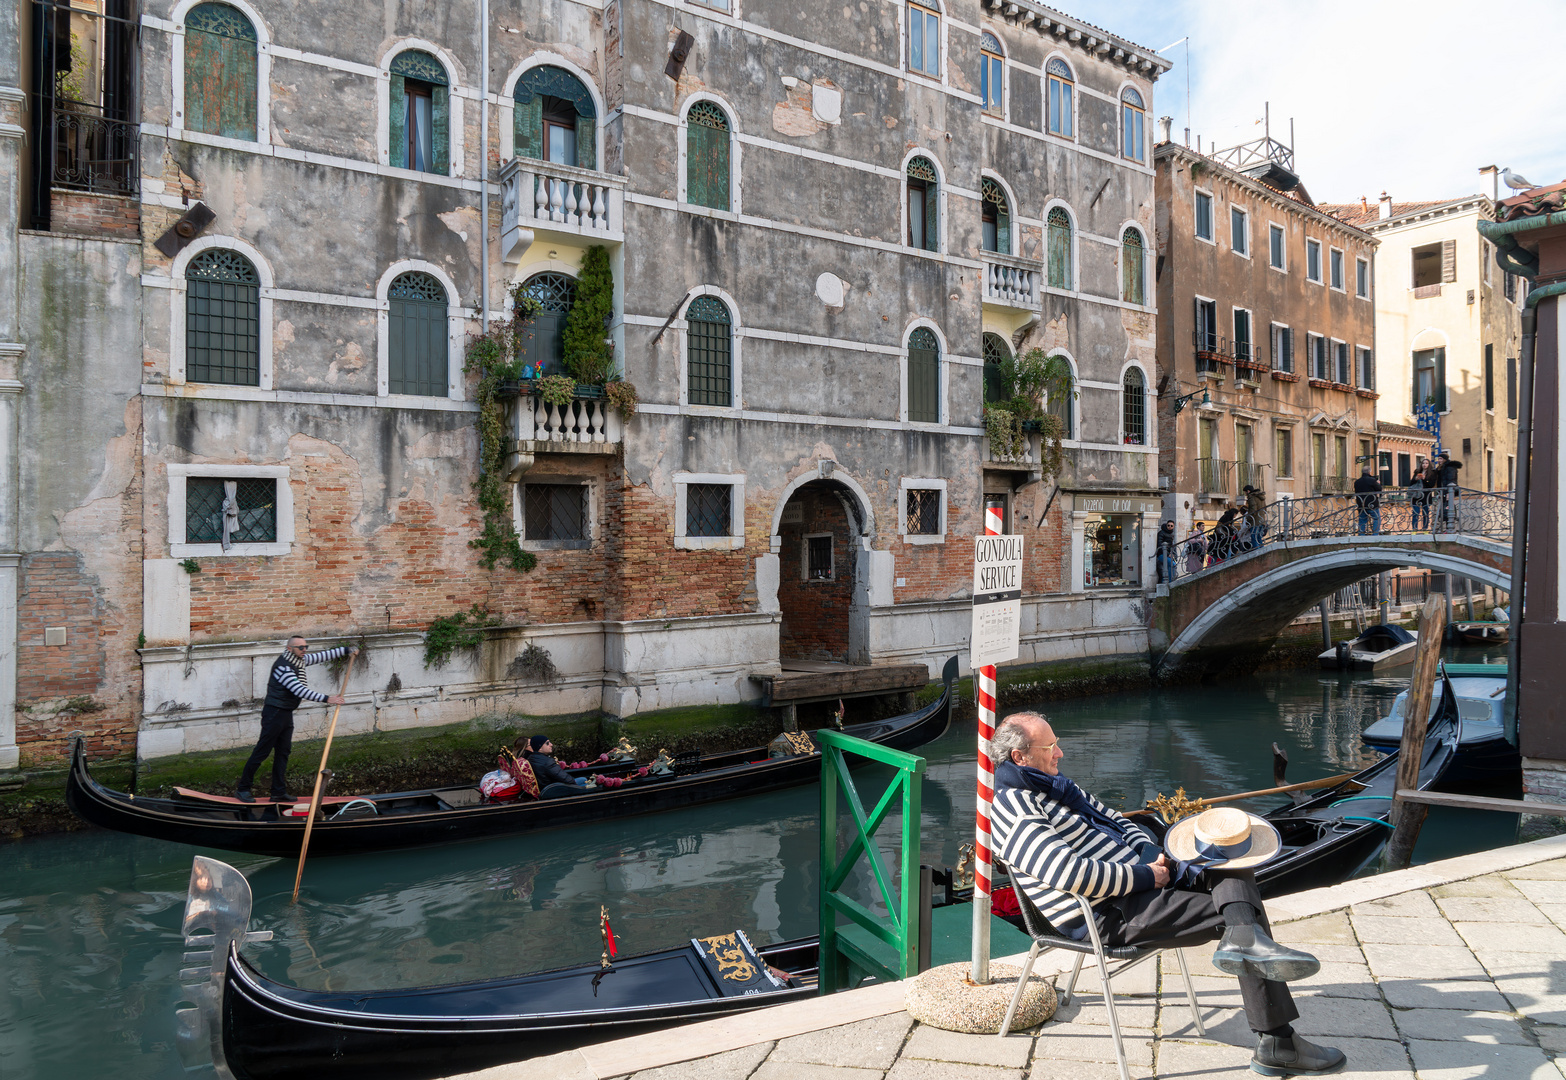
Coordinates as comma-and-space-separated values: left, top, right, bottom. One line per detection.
1022, 741, 1060, 753
290, 642, 308, 652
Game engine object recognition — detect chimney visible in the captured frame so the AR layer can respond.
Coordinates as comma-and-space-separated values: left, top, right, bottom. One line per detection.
1378, 192, 1393, 220
1360, 195, 1369, 212
1157, 115, 1172, 144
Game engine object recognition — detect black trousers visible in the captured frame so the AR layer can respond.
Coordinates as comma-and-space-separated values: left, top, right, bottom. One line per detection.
1097, 871, 1298, 1034
237, 704, 294, 798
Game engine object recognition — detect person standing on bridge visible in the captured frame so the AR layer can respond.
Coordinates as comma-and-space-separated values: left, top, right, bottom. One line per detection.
1243, 485, 1267, 550
1435, 451, 1463, 530
1184, 522, 1209, 575
1354, 465, 1383, 535
1408, 458, 1431, 531
1156, 520, 1177, 583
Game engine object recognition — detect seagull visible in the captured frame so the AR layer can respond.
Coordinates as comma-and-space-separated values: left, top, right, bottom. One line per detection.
1502, 168, 1535, 192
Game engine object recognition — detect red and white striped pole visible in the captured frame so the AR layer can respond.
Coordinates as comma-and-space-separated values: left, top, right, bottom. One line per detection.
972, 501, 1003, 984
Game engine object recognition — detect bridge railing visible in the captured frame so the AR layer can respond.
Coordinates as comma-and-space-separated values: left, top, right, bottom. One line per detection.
1156, 487, 1513, 585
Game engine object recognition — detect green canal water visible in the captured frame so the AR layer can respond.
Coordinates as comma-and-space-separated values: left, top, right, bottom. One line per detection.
0, 653, 1521, 1079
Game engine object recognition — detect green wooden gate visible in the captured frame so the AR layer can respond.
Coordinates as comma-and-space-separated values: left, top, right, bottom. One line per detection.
817, 730, 925, 992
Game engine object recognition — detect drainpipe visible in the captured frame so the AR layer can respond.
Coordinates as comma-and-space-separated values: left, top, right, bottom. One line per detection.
480, 0, 490, 332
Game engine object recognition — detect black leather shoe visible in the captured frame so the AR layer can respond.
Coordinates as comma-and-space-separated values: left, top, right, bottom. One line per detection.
235, 790, 255, 803
1251, 1033, 1346, 1075
269, 794, 293, 802
1212, 926, 1321, 982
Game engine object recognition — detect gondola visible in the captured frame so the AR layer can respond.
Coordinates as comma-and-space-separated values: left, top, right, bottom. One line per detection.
69, 658, 957, 857
188, 678, 1462, 1080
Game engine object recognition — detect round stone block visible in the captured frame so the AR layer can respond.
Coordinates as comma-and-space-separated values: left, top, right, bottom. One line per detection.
905, 961, 1057, 1034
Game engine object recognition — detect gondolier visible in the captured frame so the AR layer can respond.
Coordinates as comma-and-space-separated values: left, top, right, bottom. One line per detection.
236, 636, 357, 803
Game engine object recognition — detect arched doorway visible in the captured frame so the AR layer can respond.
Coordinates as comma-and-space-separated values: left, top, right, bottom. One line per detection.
774, 478, 869, 663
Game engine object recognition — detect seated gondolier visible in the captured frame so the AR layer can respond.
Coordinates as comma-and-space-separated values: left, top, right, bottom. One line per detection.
523, 736, 589, 797
991, 711, 1346, 1076
236, 637, 356, 803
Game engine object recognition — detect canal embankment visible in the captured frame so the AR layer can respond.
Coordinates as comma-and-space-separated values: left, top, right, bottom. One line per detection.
455, 833, 1566, 1080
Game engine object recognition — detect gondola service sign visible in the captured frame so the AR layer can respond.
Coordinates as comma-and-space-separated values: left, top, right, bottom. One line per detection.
971, 535, 1023, 668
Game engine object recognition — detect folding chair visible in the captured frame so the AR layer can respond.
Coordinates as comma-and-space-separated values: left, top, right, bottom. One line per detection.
998, 879, 1205, 1080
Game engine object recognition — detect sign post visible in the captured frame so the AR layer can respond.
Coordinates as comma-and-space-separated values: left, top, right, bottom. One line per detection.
970, 510, 1022, 984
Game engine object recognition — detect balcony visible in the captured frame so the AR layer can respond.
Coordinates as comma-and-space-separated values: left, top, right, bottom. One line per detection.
1197, 457, 1234, 498
982, 251, 1041, 310
1193, 331, 1227, 376
1312, 473, 1353, 495
1236, 461, 1266, 492
501, 386, 623, 480
500, 158, 626, 264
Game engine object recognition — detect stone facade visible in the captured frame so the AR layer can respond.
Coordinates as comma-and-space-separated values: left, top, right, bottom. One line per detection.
3, 0, 1172, 765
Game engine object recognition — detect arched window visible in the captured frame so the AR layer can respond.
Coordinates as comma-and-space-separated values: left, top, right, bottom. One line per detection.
908, 1, 940, 77
388, 271, 448, 396
979, 32, 1004, 114
981, 178, 1010, 255
1046, 57, 1074, 138
1047, 360, 1076, 439
1046, 207, 1073, 290
686, 296, 733, 406
186, 248, 260, 386
982, 332, 1010, 404
517, 272, 576, 377
390, 50, 449, 174
514, 65, 596, 170
1121, 227, 1146, 306
907, 156, 938, 252
685, 101, 731, 211
184, 3, 257, 140
907, 327, 940, 423
1122, 367, 1146, 445
1121, 86, 1146, 163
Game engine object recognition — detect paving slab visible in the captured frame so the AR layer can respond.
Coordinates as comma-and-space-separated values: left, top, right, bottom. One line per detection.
1389, 1008, 1531, 1045
1315, 1035, 1418, 1080
1534, 1023, 1566, 1054
1350, 890, 1442, 918
1377, 978, 1515, 1013
768, 1013, 915, 1070
1431, 876, 1523, 899
1274, 911, 1357, 944
623, 1043, 774, 1080
1025, 1059, 1150, 1080
1406, 1038, 1563, 1079
1169, 974, 1246, 1006
1292, 994, 1400, 1042
752, 1064, 884, 1080
1453, 919, 1566, 955
1504, 858, 1566, 880
1507, 879, 1566, 905
1160, 1005, 1251, 1047
1152, 1038, 1255, 1077
1432, 895, 1552, 923
1350, 913, 1466, 946
1284, 960, 1382, 999
1538, 903, 1566, 928
885, 1062, 1021, 1080
1029, 1029, 1153, 1067
1064, 958, 1157, 997
1361, 943, 1488, 981
901, 1025, 1033, 1068
1045, 996, 1156, 1033
1491, 973, 1566, 1025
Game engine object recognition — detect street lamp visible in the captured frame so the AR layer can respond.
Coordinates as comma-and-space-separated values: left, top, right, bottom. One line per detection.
1172, 387, 1210, 414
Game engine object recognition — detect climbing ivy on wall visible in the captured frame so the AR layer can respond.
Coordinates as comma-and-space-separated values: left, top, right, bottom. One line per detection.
464, 287, 542, 572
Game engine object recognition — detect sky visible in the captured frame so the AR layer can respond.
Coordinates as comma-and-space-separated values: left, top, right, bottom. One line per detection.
1061, 0, 1566, 206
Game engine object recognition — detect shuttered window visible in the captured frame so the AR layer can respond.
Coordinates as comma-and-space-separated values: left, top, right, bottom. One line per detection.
1507, 356, 1517, 419
1306, 239, 1322, 282
907, 157, 938, 251
186, 249, 260, 386
981, 178, 1009, 254
184, 4, 257, 140
1046, 58, 1074, 137
1272, 325, 1293, 373
389, 50, 449, 175
1484, 344, 1494, 411
907, 327, 940, 423
513, 66, 597, 170
1357, 346, 1375, 391
517, 272, 576, 377
686, 101, 731, 211
686, 296, 733, 406
1121, 228, 1145, 305
1047, 207, 1073, 289
982, 332, 1009, 404
1122, 367, 1146, 445
388, 271, 448, 396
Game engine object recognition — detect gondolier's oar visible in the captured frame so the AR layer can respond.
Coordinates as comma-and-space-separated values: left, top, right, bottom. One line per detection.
1127, 770, 1361, 818
291, 662, 355, 903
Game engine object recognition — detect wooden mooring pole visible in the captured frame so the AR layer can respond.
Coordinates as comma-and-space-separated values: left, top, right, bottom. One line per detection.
1382, 595, 1448, 871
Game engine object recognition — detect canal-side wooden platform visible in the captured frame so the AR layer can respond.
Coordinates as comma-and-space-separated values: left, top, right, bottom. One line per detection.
752, 660, 932, 708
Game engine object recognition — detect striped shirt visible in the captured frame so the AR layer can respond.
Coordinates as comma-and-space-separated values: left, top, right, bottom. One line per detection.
264, 647, 349, 708
992, 783, 1158, 938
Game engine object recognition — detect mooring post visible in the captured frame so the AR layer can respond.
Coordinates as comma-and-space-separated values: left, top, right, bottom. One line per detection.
1379, 571, 1391, 625
1383, 594, 1448, 871
1318, 601, 1331, 650
1463, 577, 1476, 621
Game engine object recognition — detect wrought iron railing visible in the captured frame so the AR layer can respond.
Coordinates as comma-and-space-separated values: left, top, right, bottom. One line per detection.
1156, 487, 1514, 587
49, 99, 138, 196
1312, 473, 1353, 495
1196, 457, 1232, 494
1236, 461, 1266, 491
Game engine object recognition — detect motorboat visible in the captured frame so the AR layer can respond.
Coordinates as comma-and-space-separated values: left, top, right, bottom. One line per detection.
1453, 607, 1510, 645
1319, 623, 1418, 671
1362, 663, 1519, 784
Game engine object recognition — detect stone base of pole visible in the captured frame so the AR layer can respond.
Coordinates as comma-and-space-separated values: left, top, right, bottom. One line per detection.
905, 961, 1057, 1035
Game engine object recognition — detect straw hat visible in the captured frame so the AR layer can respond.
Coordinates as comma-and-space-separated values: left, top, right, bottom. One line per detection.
1164, 806, 1282, 870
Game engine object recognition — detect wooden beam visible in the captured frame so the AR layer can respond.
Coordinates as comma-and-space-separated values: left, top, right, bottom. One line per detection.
1396, 789, 1566, 818
1383, 594, 1447, 870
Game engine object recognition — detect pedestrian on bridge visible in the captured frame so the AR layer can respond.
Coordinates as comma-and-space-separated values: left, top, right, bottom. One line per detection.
1184, 522, 1209, 574
1436, 451, 1463, 530
1156, 520, 1177, 583
1354, 466, 1383, 535
1243, 485, 1267, 550
1409, 459, 1431, 531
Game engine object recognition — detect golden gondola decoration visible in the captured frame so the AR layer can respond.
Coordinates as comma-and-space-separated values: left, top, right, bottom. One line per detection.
599, 905, 617, 970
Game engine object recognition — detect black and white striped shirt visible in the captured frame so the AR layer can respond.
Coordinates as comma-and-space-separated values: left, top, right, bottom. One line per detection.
263, 647, 349, 709
992, 784, 1157, 938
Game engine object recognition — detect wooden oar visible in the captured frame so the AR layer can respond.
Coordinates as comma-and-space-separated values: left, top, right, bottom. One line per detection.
291, 661, 355, 903
1126, 770, 1362, 818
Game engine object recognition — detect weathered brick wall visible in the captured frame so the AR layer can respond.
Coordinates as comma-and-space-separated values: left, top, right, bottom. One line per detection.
777, 488, 851, 660
894, 487, 1067, 601
606, 480, 752, 622
49, 191, 140, 238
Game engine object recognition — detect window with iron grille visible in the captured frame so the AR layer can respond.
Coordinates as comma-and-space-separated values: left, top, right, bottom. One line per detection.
517, 272, 576, 376
906, 488, 942, 535
186, 249, 261, 386
686, 296, 733, 406
185, 4, 258, 140
1047, 207, 1073, 289
907, 157, 938, 251
388, 271, 448, 396
1122, 367, 1145, 445
523, 483, 587, 543
389, 50, 450, 175
686, 483, 732, 537
186, 477, 276, 544
686, 101, 731, 210
907, 327, 940, 423
982, 332, 1009, 404
806, 534, 834, 580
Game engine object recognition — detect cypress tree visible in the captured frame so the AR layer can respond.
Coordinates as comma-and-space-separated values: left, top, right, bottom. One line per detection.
562, 245, 614, 384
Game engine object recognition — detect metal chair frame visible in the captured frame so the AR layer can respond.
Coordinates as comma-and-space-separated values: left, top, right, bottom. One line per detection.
998, 884, 1205, 1080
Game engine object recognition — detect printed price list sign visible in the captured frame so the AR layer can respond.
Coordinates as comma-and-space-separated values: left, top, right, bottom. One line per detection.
971, 534, 1023, 669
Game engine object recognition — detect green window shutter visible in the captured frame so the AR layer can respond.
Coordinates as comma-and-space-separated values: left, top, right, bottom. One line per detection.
686, 103, 730, 211
1435, 347, 1447, 412
923, 180, 938, 251
1047, 209, 1072, 289
907, 328, 939, 422
687, 123, 708, 207
576, 114, 596, 171
184, 5, 257, 140
431, 83, 450, 175
389, 73, 407, 168
516, 95, 542, 160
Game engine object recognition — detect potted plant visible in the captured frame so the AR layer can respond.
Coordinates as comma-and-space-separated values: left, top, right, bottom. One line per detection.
982, 348, 1074, 477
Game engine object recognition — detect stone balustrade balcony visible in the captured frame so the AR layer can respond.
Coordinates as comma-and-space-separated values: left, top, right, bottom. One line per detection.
982, 251, 1041, 310
502, 386, 623, 480
500, 158, 626, 264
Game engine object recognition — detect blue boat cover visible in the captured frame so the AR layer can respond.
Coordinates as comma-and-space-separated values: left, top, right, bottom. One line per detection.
1360, 623, 1415, 644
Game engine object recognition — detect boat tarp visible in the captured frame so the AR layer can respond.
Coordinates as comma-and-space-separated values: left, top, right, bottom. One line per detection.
1360, 623, 1414, 645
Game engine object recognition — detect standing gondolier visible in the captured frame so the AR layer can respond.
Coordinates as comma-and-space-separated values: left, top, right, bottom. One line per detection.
236, 637, 357, 803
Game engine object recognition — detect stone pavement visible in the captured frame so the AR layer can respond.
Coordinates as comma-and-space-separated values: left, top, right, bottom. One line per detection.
459, 836, 1566, 1080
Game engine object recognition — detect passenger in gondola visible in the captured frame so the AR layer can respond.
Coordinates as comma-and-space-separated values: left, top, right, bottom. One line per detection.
521, 735, 589, 797
990, 711, 1347, 1077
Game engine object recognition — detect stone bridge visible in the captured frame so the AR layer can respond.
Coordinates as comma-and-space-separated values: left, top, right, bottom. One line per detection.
1151, 533, 1512, 678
